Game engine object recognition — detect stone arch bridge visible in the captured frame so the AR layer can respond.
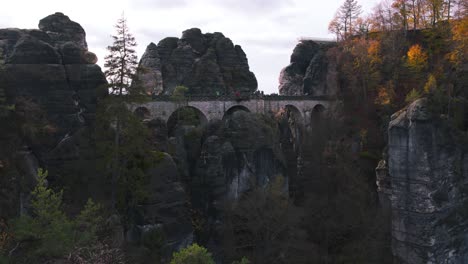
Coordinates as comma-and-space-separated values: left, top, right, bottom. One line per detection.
130, 95, 333, 129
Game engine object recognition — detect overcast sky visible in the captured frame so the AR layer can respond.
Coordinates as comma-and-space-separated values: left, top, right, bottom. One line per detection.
1, 0, 378, 94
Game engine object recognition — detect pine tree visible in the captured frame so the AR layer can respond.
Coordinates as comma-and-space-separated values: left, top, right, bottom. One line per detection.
11, 169, 103, 261
100, 14, 153, 216
104, 14, 138, 96
103, 14, 138, 209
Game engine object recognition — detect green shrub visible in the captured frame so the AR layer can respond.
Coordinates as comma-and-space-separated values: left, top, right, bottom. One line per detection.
170, 243, 215, 264
405, 88, 422, 103
12, 169, 103, 259
75, 199, 103, 246
142, 227, 165, 261
0, 255, 8, 264
232, 257, 250, 264
151, 151, 167, 164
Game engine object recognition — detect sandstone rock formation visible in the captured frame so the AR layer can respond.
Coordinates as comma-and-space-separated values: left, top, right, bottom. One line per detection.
279, 40, 337, 96
159, 109, 288, 258
134, 28, 257, 96
0, 13, 106, 219
378, 98, 468, 263
0, 15, 197, 259
39, 12, 88, 49
141, 153, 194, 258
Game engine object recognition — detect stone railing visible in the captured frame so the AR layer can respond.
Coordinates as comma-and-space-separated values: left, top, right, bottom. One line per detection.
151, 93, 334, 101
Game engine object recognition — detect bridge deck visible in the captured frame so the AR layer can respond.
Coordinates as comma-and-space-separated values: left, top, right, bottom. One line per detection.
151, 94, 335, 101
134, 94, 334, 128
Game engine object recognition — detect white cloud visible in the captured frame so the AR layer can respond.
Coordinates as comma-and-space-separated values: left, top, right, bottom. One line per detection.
1, 0, 378, 94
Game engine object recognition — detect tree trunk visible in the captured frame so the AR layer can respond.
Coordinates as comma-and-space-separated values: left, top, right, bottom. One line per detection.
111, 118, 121, 210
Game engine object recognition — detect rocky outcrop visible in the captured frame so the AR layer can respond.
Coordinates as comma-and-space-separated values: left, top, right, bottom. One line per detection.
38, 12, 88, 49
0, 13, 105, 218
161, 110, 287, 257
139, 153, 193, 259
136, 43, 164, 95
378, 98, 468, 263
134, 28, 257, 96
279, 40, 337, 96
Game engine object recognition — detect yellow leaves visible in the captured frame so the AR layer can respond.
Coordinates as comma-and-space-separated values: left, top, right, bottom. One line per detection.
348, 38, 382, 72
376, 87, 392, 106
405, 88, 422, 103
406, 44, 428, 71
375, 81, 396, 106
367, 40, 382, 65
452, 17, 468, 43
424, 74, 437, 93
448, 17, 468, 66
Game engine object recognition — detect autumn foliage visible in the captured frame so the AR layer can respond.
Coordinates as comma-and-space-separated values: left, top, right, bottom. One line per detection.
406, 44, 428, 70
448, 16, 468, 66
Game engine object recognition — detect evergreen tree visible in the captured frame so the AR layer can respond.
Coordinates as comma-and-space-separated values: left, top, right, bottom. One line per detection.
13, 169, 74, 258
11, 169, 102, 260
103, 15, 142, 208
99, 15, 154, 228
104, 14, 138, 96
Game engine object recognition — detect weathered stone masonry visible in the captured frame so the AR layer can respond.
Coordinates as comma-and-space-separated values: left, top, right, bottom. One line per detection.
131, 95, 331, 129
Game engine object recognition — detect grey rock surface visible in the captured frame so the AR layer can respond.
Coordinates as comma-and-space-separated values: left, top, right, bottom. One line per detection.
381, 98, 468, 263
160, 110, 287, 254
279, 40, 337, 96
0, 13, 105, 218
38, 12, 87, 49
135, 28, 257, 95
134, 42, 163, 95
142, 153, 194, 254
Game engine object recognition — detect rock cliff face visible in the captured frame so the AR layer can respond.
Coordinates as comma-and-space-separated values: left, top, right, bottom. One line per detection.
0, 13, 195, 256
138, 152, 194, 259
0, 13, 106, 213
378, 98, 468, 263
134, 28, 257, 96
151, 109, 290, 257
278, 40, 337, 96
0, 13, 102, 130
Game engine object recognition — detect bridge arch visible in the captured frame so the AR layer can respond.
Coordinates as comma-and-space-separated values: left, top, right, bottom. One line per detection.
283, 104, 303, 124
223, 105, 251, 120
312, 104, 325, 117
309, 104, 326, 130
134, 106, 151, 121
167, 106, 208, 137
